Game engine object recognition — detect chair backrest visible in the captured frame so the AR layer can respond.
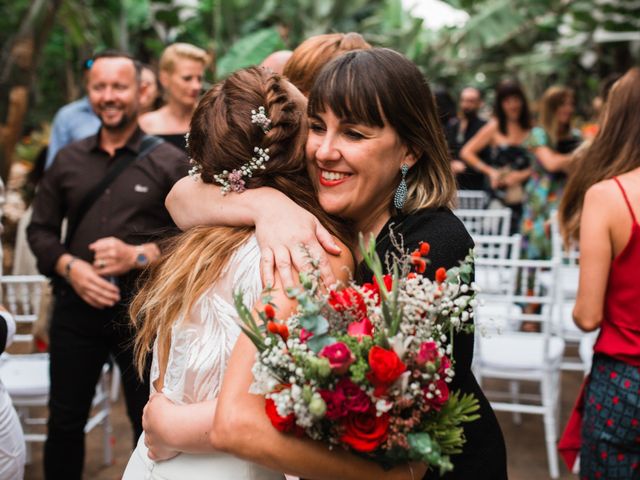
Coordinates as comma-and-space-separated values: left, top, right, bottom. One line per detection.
474, 234, 521, 260
455, 208, 512, 237
457, 190, 488, 210
1, 275, 48, 346
475, 257, 559, 361
550, 211, 579, 266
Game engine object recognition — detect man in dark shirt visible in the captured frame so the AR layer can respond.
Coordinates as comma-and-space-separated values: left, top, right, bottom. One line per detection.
447, 87, 491, 191
27, 51, 189, 479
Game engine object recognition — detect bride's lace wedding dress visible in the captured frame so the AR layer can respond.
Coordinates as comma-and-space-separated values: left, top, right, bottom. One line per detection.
123, 236, 284, 479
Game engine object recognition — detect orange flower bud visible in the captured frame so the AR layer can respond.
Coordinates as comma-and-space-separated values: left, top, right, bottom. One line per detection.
277, 323, 290, 342
435, 267, 447, 283
267, 321, 279, 335
411, 249, 421, 258
419, 242, 430, 256
264, 304, 276, 319
407, 272, 417, 279
411, 257, 427, 274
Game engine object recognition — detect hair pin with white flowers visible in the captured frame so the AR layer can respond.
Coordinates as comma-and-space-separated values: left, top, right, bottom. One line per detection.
251, 106, 271, 133
188, 106, 273, 191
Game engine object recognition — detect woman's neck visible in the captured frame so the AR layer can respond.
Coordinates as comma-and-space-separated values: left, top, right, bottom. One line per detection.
354, 206, 392, 263
165, 99, 195, 124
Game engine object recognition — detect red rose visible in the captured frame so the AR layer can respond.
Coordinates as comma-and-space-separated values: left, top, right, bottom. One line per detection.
347, 317, 374, 339
265, 398, 296, 432
319, 389, 347, 420
329, 288, 367, 320
362, 275, 393, 305
340, 408, 389, 452
416, 341, 439, 366
367, 346, 406, 392
319, 342, 355, 375
336, 378, 371, 413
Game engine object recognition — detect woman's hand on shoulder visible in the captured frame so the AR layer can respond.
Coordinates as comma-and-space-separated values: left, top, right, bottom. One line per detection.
253, 189, 345, 289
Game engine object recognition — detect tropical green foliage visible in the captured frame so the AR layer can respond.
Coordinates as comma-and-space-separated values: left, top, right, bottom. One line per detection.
6, 0, 640, 129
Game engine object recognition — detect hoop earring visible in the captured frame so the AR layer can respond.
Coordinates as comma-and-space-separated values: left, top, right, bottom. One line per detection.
393, 163, 409, 210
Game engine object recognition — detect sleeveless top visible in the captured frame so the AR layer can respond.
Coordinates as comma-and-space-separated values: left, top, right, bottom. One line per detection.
150, 235, 262, 404
593, 177, 640, 366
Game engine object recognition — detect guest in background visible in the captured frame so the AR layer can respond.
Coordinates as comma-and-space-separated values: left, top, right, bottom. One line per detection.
520, 86, 581, 260
45, 58, 100, 170
139, 63, 162, 114
27, 51, 188, 479
447, 87, 491, 191
558, 67, 640, 480
282, 32, 371, 96
0, 305, 26, 480
461, 80, 533, 232
259, 50, 293, 74
139, 43, 211, 152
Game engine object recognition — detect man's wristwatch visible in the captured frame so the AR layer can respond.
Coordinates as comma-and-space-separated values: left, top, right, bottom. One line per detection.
64, 257, 78, 282
134, 245, 149, 268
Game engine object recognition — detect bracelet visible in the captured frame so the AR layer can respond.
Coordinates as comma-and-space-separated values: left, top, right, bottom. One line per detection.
64, 257, 78, 282
408, 464, 415, 480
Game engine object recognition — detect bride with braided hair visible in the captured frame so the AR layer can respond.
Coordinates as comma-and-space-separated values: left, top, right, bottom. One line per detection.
123, 66, 422, 479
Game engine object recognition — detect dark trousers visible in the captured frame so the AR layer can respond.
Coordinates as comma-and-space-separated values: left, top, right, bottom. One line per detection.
44, 283, 150, 480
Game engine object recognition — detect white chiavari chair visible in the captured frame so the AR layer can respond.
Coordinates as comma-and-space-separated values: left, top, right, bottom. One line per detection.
455, 208, 512, 237
457, 189, 489, 210
474, 257, 564, 479
0, 275, 114, 465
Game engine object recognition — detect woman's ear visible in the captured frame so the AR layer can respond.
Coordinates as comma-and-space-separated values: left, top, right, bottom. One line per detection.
159, 70, 170, 89
403, 146, 419, 169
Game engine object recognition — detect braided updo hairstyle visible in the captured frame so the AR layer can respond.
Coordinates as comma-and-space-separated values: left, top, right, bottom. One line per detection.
131, 67, 351, 376
188, 67, 303, 185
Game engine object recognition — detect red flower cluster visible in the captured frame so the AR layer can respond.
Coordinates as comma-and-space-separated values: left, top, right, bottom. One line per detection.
362, 274, 393, 305
320, 378, 372, 420
329, 287, 367, 320
319, 342, 355, 375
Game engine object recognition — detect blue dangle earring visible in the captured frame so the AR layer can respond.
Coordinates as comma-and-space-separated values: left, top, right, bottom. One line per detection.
393, 163, 409, 210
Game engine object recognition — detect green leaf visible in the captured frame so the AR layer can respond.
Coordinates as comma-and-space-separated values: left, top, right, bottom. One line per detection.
216, 27, 285, 79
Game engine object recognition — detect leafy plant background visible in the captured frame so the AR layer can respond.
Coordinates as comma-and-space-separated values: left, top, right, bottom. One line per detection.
2, 0, 639, 129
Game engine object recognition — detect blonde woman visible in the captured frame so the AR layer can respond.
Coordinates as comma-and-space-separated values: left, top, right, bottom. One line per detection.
139, 43, 210, 151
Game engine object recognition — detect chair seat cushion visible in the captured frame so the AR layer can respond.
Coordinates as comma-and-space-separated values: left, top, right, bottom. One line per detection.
479, 333, 565, 370
0, 354, 49, 396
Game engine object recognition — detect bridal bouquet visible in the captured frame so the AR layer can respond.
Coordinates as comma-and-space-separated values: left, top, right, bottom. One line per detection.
235, 237, 480, 474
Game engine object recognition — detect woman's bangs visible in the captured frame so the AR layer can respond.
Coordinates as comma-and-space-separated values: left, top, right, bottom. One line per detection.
309, 61, 385, 128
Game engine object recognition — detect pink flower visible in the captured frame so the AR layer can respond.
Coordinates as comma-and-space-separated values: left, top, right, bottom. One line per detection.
336, 378, 371, 413
319, 342, 355, 375
347, 317, 374, 339
319, 389, 347, 420
416, 341, 439, 366
299, 328, 314, 343
438, 355, 451, 375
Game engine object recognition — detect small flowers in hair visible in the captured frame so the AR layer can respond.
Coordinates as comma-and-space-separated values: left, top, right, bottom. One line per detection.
214, 147, 270, 195
188, 157, 202, 179
251, 106, 272, 133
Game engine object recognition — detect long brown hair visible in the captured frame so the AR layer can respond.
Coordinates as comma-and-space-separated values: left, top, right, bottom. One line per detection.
283, 33, 371, 96
538, 85, 573, 146
559, 68, 640, 243
131, 67, 351, 376
308, 48, 457, 213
